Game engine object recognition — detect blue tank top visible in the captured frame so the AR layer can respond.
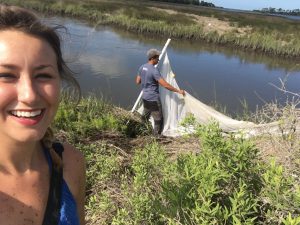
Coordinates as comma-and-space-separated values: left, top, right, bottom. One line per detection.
44, 148, 80, 225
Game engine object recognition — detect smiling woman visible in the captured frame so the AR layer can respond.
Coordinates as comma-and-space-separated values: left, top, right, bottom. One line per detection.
0, 5, 85, 225
0, 30, 61, 142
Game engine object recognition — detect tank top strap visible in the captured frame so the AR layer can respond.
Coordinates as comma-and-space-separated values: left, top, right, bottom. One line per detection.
42, 142, 64, 225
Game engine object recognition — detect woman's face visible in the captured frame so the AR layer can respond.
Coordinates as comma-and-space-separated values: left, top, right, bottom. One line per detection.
0, 30, 61, 143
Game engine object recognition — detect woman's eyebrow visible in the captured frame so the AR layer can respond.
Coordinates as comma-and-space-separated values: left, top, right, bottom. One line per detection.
0, 64, 56, 71
34, 64, 56, 71
0, 64, 19, 70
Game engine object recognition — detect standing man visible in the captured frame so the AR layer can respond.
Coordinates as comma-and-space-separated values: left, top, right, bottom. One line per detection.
136, 48, 185, 135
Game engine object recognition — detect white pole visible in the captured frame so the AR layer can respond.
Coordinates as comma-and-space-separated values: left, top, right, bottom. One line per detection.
131, 38, 171, 113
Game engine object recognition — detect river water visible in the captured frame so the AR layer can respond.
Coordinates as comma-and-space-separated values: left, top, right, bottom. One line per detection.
46, 16, 300, 115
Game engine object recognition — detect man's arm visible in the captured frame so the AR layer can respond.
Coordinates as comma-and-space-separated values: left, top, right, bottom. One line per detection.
158, 78, 185, 96
136, 75, 141, 84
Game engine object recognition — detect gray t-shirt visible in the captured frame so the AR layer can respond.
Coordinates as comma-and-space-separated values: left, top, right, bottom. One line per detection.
138, 63, 162, 101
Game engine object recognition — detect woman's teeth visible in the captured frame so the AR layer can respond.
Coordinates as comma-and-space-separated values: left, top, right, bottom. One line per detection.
10, 110, 42, 118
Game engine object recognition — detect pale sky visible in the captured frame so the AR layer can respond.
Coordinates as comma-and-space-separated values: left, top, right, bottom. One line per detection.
209, 0, 300, 10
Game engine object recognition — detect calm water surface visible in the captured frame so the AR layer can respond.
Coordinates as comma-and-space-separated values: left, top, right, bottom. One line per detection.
46, 17, 300, 115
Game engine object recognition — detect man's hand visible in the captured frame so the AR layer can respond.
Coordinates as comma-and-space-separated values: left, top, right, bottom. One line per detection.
158, 78, 185, 96
178, 89, 185, 96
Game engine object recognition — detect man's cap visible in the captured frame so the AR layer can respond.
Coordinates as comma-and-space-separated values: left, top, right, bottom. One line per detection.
147, 48, 160, 59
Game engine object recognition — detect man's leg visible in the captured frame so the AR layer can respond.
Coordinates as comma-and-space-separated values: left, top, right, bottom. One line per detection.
151, 99, 163, 135
142, 99, 151, 122
142, 99, 163, 135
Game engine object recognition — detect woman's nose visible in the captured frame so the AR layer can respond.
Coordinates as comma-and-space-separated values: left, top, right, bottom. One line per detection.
17, 76, 39, 103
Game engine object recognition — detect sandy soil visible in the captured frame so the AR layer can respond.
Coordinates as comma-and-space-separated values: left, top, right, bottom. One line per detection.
149, 7, 252, 35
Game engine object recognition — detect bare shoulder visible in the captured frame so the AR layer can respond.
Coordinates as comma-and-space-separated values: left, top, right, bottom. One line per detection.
61, 143, 86, 197
62, 143, 86, 224
62, 143, 85, 167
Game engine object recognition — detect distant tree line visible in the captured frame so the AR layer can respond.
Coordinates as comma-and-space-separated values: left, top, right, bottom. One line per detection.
149, 0, 215, 7
254, 7, 300, 16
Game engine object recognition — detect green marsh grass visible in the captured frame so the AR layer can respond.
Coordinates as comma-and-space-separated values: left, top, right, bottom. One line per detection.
52, 95, 300, 224
82, 120, 300, 224
3, 0, 300, 57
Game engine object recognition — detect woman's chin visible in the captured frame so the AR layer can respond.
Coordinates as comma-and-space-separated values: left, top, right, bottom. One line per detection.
11, 131, 46, 144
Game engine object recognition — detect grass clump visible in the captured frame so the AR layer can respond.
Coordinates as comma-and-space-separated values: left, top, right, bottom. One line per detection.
53, 95, 149, 142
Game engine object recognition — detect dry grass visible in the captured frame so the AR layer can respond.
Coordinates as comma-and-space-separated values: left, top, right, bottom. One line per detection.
149, 6, 253, 36
251, 96, 300, 180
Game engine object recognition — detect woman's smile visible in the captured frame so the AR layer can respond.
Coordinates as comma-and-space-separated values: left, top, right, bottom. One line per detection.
8, 109, 45, 126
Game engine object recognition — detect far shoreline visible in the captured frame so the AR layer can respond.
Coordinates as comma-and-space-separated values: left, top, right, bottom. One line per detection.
3, 0, 300, 58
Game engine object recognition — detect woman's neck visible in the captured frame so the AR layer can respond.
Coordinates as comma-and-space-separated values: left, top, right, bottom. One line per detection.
0, 139, 42, 175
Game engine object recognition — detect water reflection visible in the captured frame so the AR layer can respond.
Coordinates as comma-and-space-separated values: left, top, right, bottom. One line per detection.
47, 16, 300, 115
111, 27, 300, 72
